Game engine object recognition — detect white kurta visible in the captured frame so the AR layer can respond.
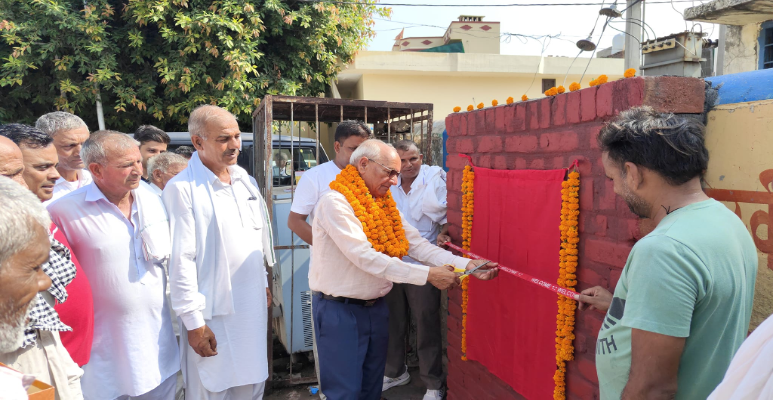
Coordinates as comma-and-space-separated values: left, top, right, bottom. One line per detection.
48, 183, 179, 399
44, 169, 92, 207
163, 164, 271, 393
391, 165, 448, 264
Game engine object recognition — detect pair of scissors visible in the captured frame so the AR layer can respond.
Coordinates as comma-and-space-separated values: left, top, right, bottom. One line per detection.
452, 260, 492, 276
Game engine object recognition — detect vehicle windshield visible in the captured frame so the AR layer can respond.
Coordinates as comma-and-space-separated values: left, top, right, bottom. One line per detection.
272, 146, 327, 187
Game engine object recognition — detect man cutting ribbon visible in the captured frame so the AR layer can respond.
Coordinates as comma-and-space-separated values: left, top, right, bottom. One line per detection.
309, 139, 498, 400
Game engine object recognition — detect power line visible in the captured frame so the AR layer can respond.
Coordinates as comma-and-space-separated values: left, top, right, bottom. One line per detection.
301, 0, 702, 6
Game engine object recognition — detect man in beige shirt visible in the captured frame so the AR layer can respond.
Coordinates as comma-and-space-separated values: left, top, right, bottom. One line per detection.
310, 139, 497, 400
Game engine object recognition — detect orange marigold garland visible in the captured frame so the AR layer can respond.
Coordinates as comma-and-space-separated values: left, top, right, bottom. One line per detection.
506, 96, 514, 105
330, 165, 410, 258
460, 164, 475, 361
624, 68, 636, 78
569, 82, 581, 92
453, 106, 462, 113
554, 170, 580, 400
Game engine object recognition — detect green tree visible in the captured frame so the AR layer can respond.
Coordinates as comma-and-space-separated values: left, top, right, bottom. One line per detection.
0, 0, 388, 131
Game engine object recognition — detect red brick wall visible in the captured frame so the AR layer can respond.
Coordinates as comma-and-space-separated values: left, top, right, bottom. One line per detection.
443, 77, 705, 400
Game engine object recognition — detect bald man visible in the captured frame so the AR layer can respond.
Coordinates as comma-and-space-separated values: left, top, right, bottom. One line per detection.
0, 136, 27, 188
163, 105, 276, 399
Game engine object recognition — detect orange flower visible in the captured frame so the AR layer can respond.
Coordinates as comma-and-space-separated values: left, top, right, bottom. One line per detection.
521, 94, 528, 101
492, 99, 498, 106
624, 68, 636, 78
589, 79, 598, 87
467, 105, 474, 111
460, 164, 475, 361
453, 106, 462, 113
506, 96, 514, 105
555, 169, 580, 400
597, 74, 608, 84
330, 165, 409, 258
569, 82, 580, 92
545, 87, 558, 97
557, 86, 566, 94
477, 102, 484, 109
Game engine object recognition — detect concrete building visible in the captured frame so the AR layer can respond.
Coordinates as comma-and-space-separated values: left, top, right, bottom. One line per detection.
685, 0, 773, 74
336, 16, 625, 120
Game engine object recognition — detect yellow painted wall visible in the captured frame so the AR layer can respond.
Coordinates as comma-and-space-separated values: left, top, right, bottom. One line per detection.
353, 73, 624, 120
704, 99, 773, 330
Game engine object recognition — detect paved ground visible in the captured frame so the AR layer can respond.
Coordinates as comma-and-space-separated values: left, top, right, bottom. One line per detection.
265, 367, 428, 400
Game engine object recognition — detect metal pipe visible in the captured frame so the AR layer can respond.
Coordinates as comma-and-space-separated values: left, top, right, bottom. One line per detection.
289, 104, 295, 379
387, 108, 391, 143
410, 110, 414, 142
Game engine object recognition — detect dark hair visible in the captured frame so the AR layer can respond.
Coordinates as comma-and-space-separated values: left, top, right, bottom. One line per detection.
598, 106, 709, 185
334, 120, 370, 143
0, 123, 53, 149
393, 140, 419, 153
134, 125, 170, 145
173, 145, 195, 159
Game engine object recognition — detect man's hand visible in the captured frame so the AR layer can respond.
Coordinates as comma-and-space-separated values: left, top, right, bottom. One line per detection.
427, 265, 458, 290
465, 260, 499, 280
188, 325, 218, 357
266, 288, 272, 309
578, 286, 613, 312
437, 234, 452, 248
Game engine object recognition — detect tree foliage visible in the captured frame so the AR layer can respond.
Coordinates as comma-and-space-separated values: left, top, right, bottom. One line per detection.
0, 0, 388, 131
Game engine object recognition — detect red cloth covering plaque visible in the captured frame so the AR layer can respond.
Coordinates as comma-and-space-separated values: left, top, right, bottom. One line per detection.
465, 167, 565, 400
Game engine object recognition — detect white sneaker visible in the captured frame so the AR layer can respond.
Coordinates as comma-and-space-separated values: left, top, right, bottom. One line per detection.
382, 367, 411, 391
423, 388, 446, 400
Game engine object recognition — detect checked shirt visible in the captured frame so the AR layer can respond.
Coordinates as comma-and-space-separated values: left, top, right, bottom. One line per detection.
21, 237, 75, 348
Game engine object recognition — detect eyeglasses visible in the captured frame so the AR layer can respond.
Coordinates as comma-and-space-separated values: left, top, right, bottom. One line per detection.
367, 158, 400, 179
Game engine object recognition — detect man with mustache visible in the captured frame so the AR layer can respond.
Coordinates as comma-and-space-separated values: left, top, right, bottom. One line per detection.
0, 124, 92, 399
49, 131, 179, 400
35, 112, 92, 206
578, 107, 757, 400
383, 140, 449, 400
310, 139, 498, 399
0, 176, 53, 398
163, 105, 276, 400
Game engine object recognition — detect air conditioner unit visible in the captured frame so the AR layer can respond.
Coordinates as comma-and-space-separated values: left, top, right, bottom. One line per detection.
271, 190, 314, 354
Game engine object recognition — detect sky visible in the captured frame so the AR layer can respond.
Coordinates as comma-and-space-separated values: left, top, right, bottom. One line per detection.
366, 0, 719, 58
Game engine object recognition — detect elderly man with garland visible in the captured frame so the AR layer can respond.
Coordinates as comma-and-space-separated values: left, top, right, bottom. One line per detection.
310, 139, 498, 400
382, 140, 450, 400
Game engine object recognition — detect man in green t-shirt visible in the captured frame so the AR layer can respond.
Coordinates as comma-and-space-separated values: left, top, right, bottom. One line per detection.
579, 107, 758, 400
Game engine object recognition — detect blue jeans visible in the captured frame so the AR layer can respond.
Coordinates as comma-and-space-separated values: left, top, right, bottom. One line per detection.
312, 295, 390, 400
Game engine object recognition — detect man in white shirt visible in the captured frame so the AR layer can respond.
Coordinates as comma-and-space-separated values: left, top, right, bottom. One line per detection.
287, 120, 370, 244
49, 131, 179, 400
0, 176, 53, 399
383, 140, 449, 400
146, 152, 188, 196
163, 105, 276, 400
35, 112, 92, 206
311, 139, 498, 400
287, 120, 369, 399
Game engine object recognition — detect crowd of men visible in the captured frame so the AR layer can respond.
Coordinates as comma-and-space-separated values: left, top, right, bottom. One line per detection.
0, 105, 771, 400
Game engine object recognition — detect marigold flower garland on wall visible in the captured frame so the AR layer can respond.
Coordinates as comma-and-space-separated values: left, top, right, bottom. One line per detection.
330, 165, 410, 258
460, 164, 475, 361
554, 170, 580, 400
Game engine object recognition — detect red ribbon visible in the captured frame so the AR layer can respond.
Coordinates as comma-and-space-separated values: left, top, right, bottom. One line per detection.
446, 242, 580, 301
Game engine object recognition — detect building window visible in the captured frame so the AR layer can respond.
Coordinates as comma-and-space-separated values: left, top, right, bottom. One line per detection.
542, 79, 556, 93
760, 21, 773, 69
